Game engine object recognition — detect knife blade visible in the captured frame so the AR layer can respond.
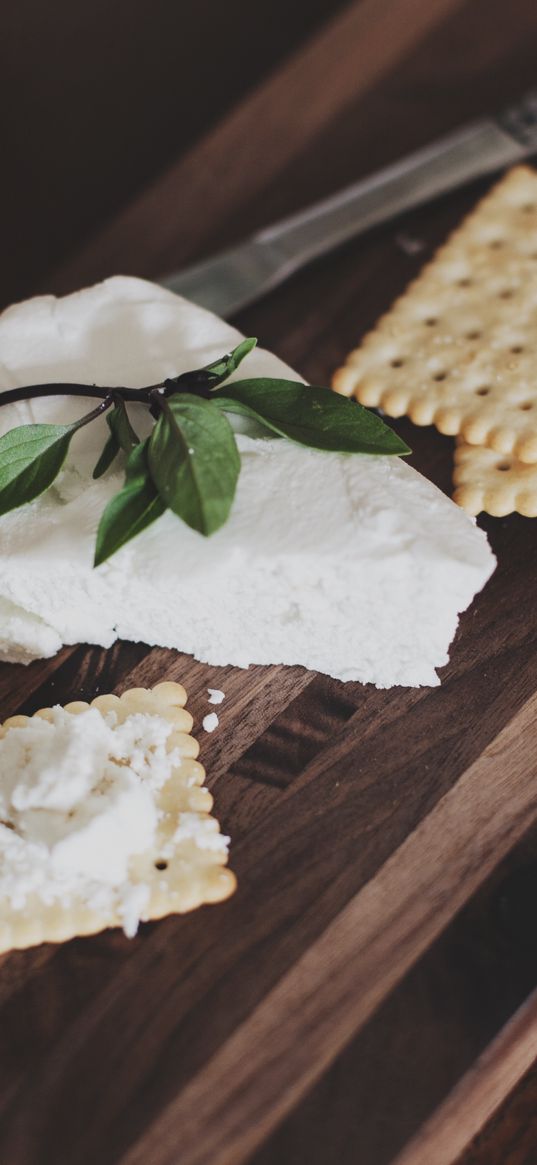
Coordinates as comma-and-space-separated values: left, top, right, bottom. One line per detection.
160, 91, 537, 318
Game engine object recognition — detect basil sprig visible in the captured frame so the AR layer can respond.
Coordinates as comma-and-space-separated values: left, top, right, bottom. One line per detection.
0, 339, 410, 564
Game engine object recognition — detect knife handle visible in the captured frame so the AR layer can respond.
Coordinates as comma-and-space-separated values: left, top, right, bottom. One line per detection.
162, 94, 537, 317
258, 119, 528, 273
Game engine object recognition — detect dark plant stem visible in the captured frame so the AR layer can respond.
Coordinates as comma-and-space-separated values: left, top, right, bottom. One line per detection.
149, 387, 166, 419
72, 395, 116, 430
0, 379, 214, 410
163, 377, 212, 400
0, 383, 156, 408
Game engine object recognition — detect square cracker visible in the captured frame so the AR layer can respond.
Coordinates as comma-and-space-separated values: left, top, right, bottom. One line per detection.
453, 440, 537, 517
333, 166, 537, 463
0, 682, 236, 954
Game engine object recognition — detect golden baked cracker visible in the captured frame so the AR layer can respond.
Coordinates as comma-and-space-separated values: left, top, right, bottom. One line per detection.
333, 166, 537, 463
453, 440, 537, 517
0, 682, 236, 954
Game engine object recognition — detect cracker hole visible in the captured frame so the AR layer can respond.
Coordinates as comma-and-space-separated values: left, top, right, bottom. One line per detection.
154, 860, 168, 871
424, 317, 438, 326
466, 331, 481, 340
522, 203, 536, 213
457, 278, 472, 288
433, 372, 448, 382
475, 386, 490, 396
510, 346, 524, 354
519, 402, 533, 411
496, 462, 511, 472
499, 289, 514, 299
489, 240, 504, 249
390, 358, 404, 368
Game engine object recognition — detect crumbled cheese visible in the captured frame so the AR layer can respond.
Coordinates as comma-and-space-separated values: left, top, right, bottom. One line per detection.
118, 883, 151, 939
171, 813, 229, 852
202, 713, 219, 734
0, 277, 496, 687
207, 689, 225, 705
0, 707, 180, 933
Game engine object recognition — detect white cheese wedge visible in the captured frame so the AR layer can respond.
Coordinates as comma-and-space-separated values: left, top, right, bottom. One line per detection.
0, 276, 495, 686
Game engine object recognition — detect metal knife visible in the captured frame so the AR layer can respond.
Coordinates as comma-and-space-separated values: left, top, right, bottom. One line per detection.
161, 91, 537, 318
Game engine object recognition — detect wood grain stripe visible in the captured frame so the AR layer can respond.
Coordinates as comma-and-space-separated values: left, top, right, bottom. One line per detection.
45, 0, 467, 295
391, 988, 537, 1165
119, 690, 537, 1165
233, 675, 360, 788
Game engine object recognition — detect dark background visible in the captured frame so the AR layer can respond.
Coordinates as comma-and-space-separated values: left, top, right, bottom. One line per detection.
1, 0, 347, 306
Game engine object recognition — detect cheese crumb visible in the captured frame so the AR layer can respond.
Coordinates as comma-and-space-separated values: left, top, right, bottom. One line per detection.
172, 813, 229, 852
202, 713, 219, 733
207, 689, 225, 705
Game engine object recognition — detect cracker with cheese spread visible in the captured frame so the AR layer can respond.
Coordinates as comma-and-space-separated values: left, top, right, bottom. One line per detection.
0, 682, 236, 954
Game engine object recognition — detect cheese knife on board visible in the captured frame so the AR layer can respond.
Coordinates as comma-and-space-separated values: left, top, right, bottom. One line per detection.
161, 91, 537, 317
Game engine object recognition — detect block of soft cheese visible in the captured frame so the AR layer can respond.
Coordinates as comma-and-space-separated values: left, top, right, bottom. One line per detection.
0, 276, 495, 686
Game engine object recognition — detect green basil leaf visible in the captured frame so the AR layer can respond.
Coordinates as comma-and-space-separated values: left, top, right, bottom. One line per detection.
213, 379, 411, 456
201, 337, 257, 382
92, 431, 120, 479
93, 400, 140, 478
148, 395, 240, 536
108, 398, 140, 453
94, 439, 165, 566
166, 337, 257, 392
0, 422, 79, 516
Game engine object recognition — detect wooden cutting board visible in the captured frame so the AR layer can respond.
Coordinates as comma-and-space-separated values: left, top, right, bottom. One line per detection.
2, 1, 537, 1162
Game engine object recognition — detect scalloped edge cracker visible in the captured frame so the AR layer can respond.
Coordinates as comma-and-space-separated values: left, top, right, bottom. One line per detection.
0, 682, 236, 954
333, 165, 537, 463
453, 439, 537, 517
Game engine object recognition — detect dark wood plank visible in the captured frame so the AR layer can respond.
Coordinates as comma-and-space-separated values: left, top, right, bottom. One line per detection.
43, 0, 469, 296
0, 648, 77, 718
252, 825, 537, 1165
233, 674, 361, 788
456, 1061, 537, 1165
392, 990, 537, 1165
0, 0, 346, 307
0, 675, 536, 1165
105, 694, 537, 1165
15, 642, 151, 716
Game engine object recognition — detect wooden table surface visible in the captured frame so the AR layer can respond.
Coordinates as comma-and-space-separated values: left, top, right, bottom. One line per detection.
2, 1, 537, 1162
